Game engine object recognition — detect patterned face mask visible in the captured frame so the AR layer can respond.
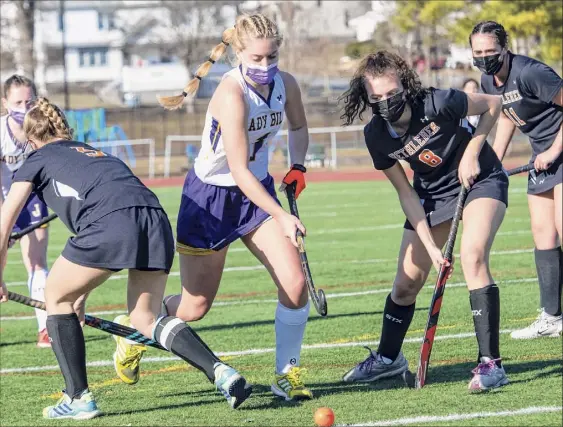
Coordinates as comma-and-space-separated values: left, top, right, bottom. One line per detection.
370, 91, 407, 122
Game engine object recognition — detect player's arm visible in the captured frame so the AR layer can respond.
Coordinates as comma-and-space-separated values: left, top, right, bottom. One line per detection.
491, 113, 517, 161
280, 71, 308, 165
459, 92, 502, 188
279, 71, 309, 198
535, 87, 563, 170
218, 79, 304, 246
383, 163, 447, 272
0, 181, 32, 300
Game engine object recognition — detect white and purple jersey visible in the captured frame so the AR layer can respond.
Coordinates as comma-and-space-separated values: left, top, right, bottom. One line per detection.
1, 114, 29, 197
194, 66, 286, 186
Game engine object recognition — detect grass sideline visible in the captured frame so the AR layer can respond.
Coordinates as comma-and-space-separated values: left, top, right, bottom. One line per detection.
1, 177, 561, 426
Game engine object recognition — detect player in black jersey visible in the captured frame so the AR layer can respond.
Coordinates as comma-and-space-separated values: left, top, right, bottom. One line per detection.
0, 98, 251, 420
339, 51, 509, 392
470, 21, 563, 339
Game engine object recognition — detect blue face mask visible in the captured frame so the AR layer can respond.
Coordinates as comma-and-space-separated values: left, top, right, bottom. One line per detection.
245, 62, 279, 85
8, 107, 26, 126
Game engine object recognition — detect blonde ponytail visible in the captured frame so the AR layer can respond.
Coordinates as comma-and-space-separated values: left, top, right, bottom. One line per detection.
157, 27, 236, 110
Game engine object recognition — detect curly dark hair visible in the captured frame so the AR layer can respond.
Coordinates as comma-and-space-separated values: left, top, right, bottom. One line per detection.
339, 50, 429, 126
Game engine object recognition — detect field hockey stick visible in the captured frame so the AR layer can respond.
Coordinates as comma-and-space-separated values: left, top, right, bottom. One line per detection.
10, 213, 58, 241
7, 291, 166, 351
506, 163, 534, 176
285, 182, 328, 317
414, 185, 469, 390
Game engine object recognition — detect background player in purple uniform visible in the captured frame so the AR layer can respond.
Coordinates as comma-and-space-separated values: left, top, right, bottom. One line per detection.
339, 51, 509, 392
1, 75, 51, 347
470, 21, 562, 339
0, 98, 251, 420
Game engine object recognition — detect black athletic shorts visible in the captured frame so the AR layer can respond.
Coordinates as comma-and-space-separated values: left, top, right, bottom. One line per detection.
62, 206, 175, 273
404, 168, 509, 230
527, 155, 562, 195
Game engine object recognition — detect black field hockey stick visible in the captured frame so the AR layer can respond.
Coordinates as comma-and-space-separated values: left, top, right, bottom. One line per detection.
7, 291, 166, 351
285, 182, 328, 317
414, 185, 469, 389
506, 163, 534, 176
10, 213, 58, 241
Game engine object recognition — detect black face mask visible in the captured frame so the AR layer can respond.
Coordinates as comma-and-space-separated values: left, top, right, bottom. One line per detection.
370, 91, 407, 122
473, 53, 504, 75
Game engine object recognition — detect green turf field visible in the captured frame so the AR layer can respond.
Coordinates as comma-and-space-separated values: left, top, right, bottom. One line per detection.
1, 177, 561, 426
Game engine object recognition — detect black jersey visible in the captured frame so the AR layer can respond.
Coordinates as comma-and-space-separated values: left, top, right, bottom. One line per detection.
13, 140, 163, 234
364, 88, 502, 199
480, 53, 562, 156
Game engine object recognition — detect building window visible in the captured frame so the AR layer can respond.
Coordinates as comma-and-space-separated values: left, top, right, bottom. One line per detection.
79, 48, 108, 67
97, 12, 116, 30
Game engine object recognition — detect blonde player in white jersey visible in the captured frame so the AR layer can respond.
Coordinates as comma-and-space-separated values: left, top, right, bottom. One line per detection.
113, 13, 314, 401
1, 75, 51, 347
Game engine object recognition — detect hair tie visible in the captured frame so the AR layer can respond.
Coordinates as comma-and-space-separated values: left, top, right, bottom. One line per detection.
208, 58, 216, 64
195, 75, 202, 81
181, 91, 188, 97
221, 39, 230, 46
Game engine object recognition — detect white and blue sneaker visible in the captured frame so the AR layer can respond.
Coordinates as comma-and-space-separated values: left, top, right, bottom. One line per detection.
214, 363, 252, 409
343, 347, 408, 383
468, 357, 509, 392
43, 390, 100, 420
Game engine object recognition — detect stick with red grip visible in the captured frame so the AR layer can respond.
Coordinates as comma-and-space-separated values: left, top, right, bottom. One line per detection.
414, 185, 468, 389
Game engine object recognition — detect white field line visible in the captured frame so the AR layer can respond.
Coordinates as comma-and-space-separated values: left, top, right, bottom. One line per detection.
5, 247, 534, 288
0, 329, 517, 374
5, 227, 530, 266
340, 406, 563, 427
0, 277, 537, 321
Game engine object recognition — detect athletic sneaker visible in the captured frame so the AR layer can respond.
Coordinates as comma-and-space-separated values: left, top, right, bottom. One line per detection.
214, 362, 252, 409
43, 390, 100, 420
342, 347, 408, 383
468, 357, 509, 392
510, 309, 562, 339
37, 328, 51, 348
271, 367, 313, 401
112, 314, 147, 385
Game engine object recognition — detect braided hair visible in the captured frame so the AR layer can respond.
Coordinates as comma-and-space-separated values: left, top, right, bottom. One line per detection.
158, 13, 283, 110
469, 21, 509, 49
24, 97, 73, 142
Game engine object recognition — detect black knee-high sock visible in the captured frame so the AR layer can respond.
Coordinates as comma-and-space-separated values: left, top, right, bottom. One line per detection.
469, 284, 501, 366
152, 316, 221, 382
377, 294, 416, 361
536, 247, 562, 316
46, 313, 89, 399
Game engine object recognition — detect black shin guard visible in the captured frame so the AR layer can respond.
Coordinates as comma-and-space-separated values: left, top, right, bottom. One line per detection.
536, 247, 562, 316
469, 284, 501, 365
46, 313, 89, 398
152, 316, 220, 382
377, 294, 415, 361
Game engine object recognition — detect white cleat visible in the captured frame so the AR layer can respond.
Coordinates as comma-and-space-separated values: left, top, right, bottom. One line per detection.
511, 309, 562, 339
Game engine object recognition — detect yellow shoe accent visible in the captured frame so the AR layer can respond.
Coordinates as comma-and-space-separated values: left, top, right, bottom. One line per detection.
112, 315, 146, 385
271, 367, 313, 401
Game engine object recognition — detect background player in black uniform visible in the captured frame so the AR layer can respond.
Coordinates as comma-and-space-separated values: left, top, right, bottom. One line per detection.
0, 98, 251, 420
339, 51, 509, 392
470, 21, 563, 339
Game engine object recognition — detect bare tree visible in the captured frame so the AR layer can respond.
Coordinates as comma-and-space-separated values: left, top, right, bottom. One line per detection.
13, 0, 36, 78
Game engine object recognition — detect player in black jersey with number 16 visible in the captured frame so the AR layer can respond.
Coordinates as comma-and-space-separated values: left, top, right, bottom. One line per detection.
339, 51, 509, 392
470, 21, 562, 339
0, 98, 251, 420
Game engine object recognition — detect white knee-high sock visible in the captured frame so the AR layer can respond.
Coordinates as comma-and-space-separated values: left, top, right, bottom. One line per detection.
275, 301, 310, 374
29, 269, 48, 331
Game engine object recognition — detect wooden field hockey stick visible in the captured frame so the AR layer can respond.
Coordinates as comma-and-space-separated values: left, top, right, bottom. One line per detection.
414, 185, 469, 389
10, 213, 58, 241
506, 163, 534, 176
7, 291, 166, 351
285, 182, 328, 317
